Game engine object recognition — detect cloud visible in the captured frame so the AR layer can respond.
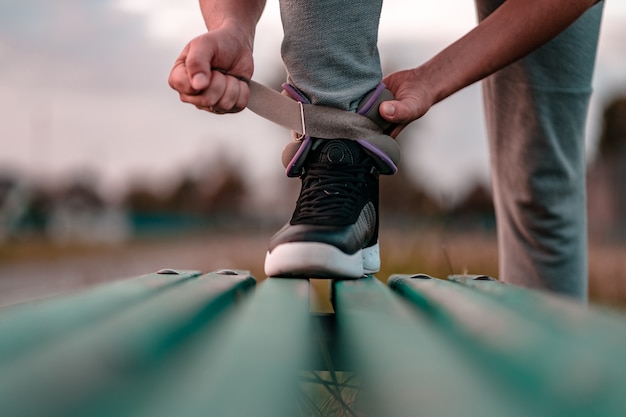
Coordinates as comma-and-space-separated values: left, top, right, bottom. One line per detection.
0, 0, 176, 94
1, 0, 625, 204
0, 0, 290, 201
115, 0, 206, 42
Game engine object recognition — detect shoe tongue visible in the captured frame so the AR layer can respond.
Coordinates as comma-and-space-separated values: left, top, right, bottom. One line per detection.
314, 139, 361, 166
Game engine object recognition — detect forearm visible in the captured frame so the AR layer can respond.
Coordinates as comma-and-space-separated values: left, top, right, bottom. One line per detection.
423, 0, 601, 104
199, 0, 266, 44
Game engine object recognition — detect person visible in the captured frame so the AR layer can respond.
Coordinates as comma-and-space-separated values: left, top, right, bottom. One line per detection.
169, 0, 604, 301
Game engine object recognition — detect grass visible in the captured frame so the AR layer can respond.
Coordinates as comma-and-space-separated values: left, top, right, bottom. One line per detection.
1, 226, 625, 311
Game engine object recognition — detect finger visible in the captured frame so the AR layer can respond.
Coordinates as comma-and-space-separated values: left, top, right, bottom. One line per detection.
184, 37, 214, 91
214, 77, 251, 113
178, 70, 226, 108
168, 46, 198, 96
233, 80, 250, 112
212, 75, 241, 112
195, 104, 213, 113
169, 62, 194, 95
178, 90, 234, 113
190, 103, 227, 115
179, 92, 208, 108
182, 80, 249, 115
204, 70, 227, 106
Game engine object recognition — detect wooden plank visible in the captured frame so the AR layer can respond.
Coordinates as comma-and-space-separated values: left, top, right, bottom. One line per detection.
0, 270, 201, 365
89, 277, 312, 417
449, 274, 626, 345
0, 269, 255, 417
389, 274, 626, 417
332, 276, 535, 417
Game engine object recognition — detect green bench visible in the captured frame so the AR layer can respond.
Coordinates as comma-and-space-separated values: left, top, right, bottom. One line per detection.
1, 269, 626, 417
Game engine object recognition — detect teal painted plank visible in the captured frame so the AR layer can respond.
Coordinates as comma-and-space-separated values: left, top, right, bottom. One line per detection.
333, 276, 535, 417
89, 277, 312, 417
0, 270, 255, 417
389, 274, 626, 417
0, 270, 201, 364
449, 274, 626, 346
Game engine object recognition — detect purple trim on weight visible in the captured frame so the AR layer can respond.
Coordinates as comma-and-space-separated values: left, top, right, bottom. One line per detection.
282, 83, 310, 104
357, 83, 396, 173
281, 82, 396, 175
357, 139, 398, 174
357, 82, 387, 116
285, 135, 312, 176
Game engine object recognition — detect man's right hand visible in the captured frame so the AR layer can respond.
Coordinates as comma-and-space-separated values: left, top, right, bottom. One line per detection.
168, 28, 254, 114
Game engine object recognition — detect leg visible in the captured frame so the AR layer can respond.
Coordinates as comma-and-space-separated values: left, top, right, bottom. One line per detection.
265, 0, 388, 278
279, 0, 383, 110
476, 0, 604, 299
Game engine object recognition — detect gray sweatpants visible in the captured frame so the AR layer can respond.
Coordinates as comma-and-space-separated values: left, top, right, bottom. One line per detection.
279, 0, 604, 300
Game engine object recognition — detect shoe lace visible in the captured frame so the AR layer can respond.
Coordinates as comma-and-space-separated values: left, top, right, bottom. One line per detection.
294, 162, 372, 224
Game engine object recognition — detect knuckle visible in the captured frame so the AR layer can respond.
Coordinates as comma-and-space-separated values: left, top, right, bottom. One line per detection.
180, 93, 206, 107
179, 93, 193, 104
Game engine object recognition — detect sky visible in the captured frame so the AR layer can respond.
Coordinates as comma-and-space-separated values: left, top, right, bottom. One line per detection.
1, 0, 625, 206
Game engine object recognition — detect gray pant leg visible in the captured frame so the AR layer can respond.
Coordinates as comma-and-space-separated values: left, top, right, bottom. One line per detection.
476, 0, 604, 299
279, 0, 383, 110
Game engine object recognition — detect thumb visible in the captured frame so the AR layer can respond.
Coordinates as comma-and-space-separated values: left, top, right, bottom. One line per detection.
381, 96, 428, 125
185, 38, 214, 91
380, 100, 409, 123
191, 72, 209, 90
379, 100, 395, 119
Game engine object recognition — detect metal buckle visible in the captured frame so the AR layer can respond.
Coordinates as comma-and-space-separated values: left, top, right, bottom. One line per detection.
295, 101, 306, 141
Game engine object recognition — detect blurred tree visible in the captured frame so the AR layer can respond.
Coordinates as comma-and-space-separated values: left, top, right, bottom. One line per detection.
164, 176, 202, 213
447, 183, 495, 230
124, 153, 250, 218
202, 166, 248, 214
124, 185, 166, 213
379, 167, 442, 225
8, 183, 52, 239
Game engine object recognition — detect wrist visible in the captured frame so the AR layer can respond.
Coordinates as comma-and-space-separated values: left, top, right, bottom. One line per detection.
201, 1, 263, 47
408, 64, 442, 109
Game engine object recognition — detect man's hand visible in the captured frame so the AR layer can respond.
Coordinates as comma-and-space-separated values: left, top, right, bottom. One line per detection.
168, 28, 254, 114
379, 67, 436, 138
378, 0, 600, 138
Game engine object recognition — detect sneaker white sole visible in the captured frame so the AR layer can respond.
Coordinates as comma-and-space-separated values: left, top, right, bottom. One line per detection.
264, 242, 380, 278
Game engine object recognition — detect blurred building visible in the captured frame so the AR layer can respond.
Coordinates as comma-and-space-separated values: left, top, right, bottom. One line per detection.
47, 180, 130, 244
0, 173, 130, 245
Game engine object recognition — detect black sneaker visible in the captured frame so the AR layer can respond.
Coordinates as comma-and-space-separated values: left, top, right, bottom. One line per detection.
264, 138, 380, 278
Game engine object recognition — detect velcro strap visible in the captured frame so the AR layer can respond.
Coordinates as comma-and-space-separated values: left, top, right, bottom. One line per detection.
247, 80, 400, 175
300, 104, 401, 175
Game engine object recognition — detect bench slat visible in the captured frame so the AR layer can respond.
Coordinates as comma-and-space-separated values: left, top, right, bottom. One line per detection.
389, 274, 626, 417
0, 270, 255, 417
102, 277, 312, 417
449, 274, 626, 346
3, 267, 625, 417
0, 270, 201, 364
333, 276, 534, 417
